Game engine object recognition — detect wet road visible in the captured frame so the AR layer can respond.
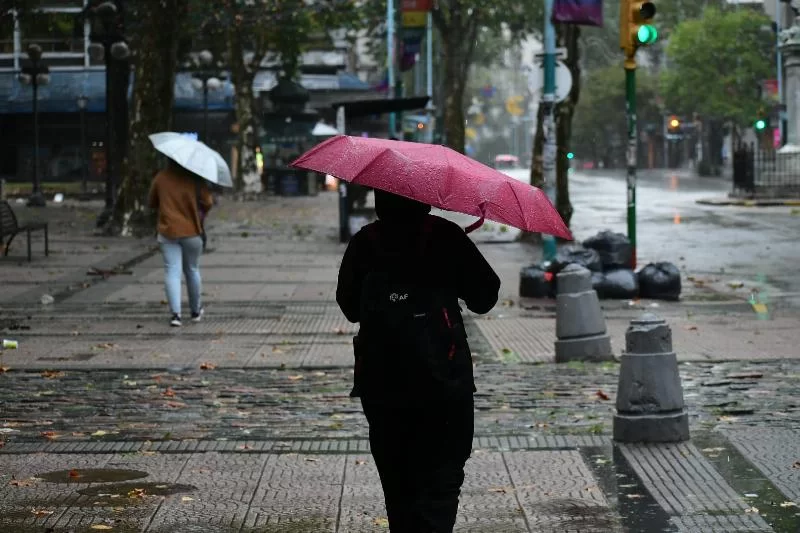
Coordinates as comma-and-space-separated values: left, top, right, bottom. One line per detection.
567, 170, 800, 308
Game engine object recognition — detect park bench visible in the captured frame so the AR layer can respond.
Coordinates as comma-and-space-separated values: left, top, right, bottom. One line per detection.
0, 200, 49, 262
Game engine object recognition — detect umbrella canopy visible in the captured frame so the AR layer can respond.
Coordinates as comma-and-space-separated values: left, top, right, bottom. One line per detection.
312, 122, 340, 137
149, 132, 233, 188
290, 135, 572, 239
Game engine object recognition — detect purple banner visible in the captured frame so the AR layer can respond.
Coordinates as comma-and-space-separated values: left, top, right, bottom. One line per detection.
552, 0, 603, 28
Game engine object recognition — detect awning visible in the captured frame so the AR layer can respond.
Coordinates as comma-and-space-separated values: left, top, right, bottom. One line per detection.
329, 96, 430, 118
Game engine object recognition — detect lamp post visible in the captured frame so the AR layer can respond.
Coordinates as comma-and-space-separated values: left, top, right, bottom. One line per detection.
189, 50, 224, 143
18, 43, 49, 207
77, 95, 89, 197
87, 0, 129, 224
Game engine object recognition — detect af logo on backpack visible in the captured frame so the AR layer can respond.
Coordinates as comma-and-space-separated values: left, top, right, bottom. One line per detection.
352, 218, 474, 403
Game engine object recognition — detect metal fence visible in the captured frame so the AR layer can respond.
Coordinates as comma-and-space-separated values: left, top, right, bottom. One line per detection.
733, 143, 800, 198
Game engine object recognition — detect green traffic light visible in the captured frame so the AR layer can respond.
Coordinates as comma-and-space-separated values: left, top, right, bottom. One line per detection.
637, 24, 658, 45
755, 119, 766, 130
567, 152, 574, 160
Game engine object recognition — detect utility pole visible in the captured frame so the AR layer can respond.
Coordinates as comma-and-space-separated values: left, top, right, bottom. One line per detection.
619, 1, 657, 268
541, 0, 557, 262
387, 0, 396, 137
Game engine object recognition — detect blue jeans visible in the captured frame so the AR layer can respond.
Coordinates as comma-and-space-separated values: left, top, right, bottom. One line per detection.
158, 234, 203, 316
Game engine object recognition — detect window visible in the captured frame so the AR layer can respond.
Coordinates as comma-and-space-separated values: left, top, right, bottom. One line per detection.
0, 12, 14, 55
20, 11, 83, 54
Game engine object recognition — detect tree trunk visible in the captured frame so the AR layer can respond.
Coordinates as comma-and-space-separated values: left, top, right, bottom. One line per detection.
228, 29, 261, 194
441, 35, 466, 153
554, 24, 581, 228
530, 104, 545, 188
110, 0, 186, 236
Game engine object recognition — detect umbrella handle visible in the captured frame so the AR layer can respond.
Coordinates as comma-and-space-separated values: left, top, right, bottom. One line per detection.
464, 214, 485, 234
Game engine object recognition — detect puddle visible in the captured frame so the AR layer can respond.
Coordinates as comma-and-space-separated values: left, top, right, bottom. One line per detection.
37, 468, 149, 483
77, 482, 196, 505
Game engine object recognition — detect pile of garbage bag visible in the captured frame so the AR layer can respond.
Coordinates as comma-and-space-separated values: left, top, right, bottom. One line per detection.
519, 230, 681, 301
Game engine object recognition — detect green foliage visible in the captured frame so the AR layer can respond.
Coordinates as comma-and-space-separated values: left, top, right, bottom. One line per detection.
661, 7, 774, 126
571, 64, 662, 164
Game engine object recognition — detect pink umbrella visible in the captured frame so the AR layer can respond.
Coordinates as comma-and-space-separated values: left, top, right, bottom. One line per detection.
290, 135, 572, 240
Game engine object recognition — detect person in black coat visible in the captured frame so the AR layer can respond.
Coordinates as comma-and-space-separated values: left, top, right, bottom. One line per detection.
337, 190, 500, 533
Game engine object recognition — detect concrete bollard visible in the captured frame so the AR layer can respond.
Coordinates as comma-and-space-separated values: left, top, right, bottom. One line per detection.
554, 264, 613, 363
613, 313, 690, 443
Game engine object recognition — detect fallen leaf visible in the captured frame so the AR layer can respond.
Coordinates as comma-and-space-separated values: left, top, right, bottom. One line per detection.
199, 362, 216, 370
488, 487, 510, 493
237, 444, 252, 450
304, 457, 319, 462
69, 469, 80, 478
31, 508, 54, 516
701, 447, 725, 453
685, 325, 698, 331
271, 346, 284, 353
333, 327, 345, 335
0, 366, 9, 373
40, 431, 58, 440
94, 343, 117, 350
744, 506, 759, 514
287, 375, 304, 381
181, 496, 195, 502
596, 390, 610, 401
162, 388, 176, 397
91, 430, 108, 437
373, 517, 390, 527
9, 478, 36, 487
718, 416, 739, 422
41, 370, 65, 379
127, 488, 146, 499
779, 501, 797, 508
355, 460, 367, 465
90, 525, 113, 530
626, 494, 644, 499
160, 299, 168, 305
793, 461, 800, 469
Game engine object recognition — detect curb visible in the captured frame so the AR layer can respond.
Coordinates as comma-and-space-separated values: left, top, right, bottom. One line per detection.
696, 197, 800, 207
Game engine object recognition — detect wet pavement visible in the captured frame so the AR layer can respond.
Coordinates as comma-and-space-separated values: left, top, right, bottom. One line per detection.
1, 169, 799, 531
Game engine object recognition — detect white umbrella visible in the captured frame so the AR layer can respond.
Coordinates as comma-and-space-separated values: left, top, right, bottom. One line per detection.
311, 122, 340, 137
149, 132, 234, 188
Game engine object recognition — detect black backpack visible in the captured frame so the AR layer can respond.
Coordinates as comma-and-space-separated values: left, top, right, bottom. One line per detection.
351, 218, 474, 405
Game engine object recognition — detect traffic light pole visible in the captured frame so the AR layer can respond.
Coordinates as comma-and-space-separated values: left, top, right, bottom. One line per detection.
625, 64, 637, 269
541, 0, 557, 262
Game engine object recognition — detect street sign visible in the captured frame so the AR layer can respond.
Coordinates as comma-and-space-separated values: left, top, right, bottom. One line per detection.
525, 61, 573, 103
402, 11, 427, 27
401, 0, 432, 10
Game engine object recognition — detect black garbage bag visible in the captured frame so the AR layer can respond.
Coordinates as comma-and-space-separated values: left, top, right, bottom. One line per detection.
519, 265, 553, 298
583, 231, 633, 270
593, 268, 639, 299
638, 262, 682, 301
546, 246, 603, 275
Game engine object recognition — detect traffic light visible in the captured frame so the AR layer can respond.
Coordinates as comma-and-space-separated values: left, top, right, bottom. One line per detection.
567, 152, 575, 160
620, 1, 657, 61
754, 119, 767, 131
667, 115, 681, 133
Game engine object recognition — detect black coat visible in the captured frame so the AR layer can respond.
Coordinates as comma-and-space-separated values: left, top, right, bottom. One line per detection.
336, 214, 500, 323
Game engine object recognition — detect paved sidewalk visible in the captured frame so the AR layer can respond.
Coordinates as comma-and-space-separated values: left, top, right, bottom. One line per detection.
1, 192, 799, 532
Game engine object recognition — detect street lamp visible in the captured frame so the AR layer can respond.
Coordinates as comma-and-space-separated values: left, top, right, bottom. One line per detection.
188, 50, 224, 142
18, 43, 50, 207
77, 95, 89, 197
87, 0, 129, 224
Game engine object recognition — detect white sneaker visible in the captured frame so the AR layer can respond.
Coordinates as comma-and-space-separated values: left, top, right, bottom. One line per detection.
170, 314, 182, 327
191, 308, 204, 323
